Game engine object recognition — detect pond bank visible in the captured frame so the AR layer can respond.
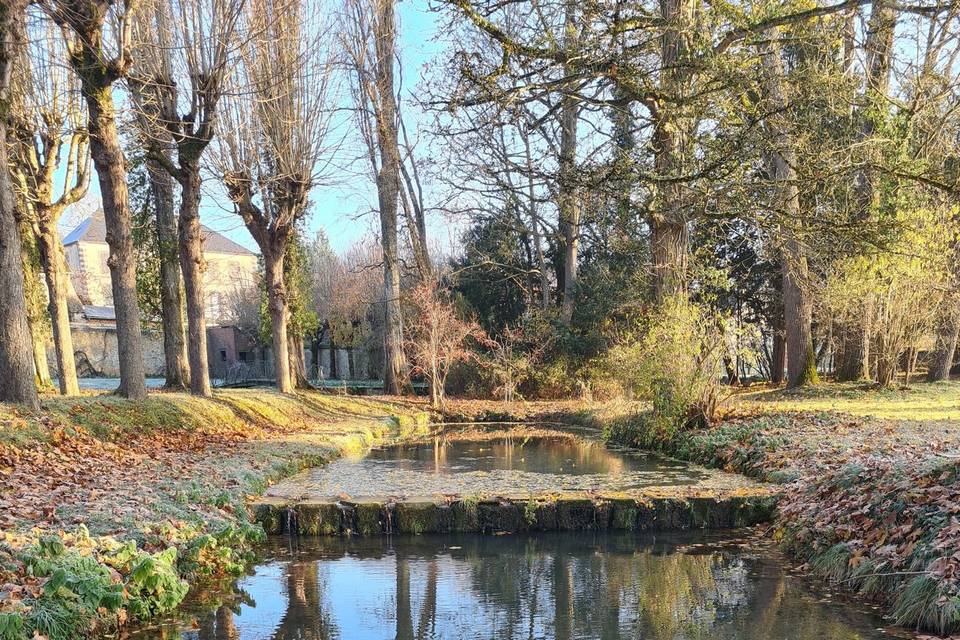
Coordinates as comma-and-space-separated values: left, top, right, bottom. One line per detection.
0, 390, 429, 640
444, 387, 960, 636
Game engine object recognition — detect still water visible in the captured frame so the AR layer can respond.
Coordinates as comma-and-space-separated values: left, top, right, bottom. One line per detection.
265, 434, 758, 501
130, 531, 895, 640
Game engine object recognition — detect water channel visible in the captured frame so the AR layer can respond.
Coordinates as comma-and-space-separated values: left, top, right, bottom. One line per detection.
129, 428, 900, 639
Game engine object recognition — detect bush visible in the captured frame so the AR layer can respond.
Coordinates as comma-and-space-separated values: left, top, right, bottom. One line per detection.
601, 297, 731, 434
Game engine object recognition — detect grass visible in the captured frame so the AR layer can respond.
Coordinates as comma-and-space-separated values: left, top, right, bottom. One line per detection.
737, 379, 960, 422
0, 388, 430, 640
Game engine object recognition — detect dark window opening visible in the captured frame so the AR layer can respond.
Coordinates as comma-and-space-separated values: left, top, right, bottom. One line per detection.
238, 351, 248, 362
220, 349, 227, 362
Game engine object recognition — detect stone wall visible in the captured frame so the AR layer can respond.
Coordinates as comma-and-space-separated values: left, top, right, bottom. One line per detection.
49, 325, 166, 378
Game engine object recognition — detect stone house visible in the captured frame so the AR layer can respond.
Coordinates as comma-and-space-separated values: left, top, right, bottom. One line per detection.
59, 211, 260, 378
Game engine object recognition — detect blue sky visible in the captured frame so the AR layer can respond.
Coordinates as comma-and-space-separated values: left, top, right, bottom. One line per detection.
64, 0, 446, 256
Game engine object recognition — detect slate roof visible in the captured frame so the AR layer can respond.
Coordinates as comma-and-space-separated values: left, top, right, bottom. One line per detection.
82, 305, 116, 321
63, 210, 254, 256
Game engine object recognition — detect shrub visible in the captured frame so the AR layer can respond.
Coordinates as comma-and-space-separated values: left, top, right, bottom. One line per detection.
602, 297, 731, 434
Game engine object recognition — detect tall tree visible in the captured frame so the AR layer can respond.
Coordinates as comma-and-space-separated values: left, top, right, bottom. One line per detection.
9, 15, 89, 395
215, 0, 336, 393
0, 0, 40, 409
130, 0, 243, 396
557, 0, 580, 323
760, 29, 818, 387
344, 0, 407, 393
650, 0, 694, 302
47, 0, 148, 399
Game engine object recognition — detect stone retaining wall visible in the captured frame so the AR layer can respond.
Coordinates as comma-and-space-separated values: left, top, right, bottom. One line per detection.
252, 492, 779, 537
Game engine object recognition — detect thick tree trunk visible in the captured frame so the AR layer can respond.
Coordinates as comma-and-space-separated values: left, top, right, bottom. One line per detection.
265, 254, 293, 394
781, 248, 817, 387
927, 307, 959, 382
149, 160, 189, 390
0, 5, 40, 408
37, 224, 79, 395
761, 32, 818, 388
374, 0, 407, 394
650, 0, 692, 302
84, 90, 147, 399
178, 170, 212, 396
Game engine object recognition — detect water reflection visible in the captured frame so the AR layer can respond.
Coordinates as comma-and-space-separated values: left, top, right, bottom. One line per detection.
265, 435, 763, 501
368, 437, 675, 477
133, 532, 893, 640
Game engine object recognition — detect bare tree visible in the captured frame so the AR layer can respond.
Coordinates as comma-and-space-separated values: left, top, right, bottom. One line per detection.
343, 0, 407, 393
215, 0, 337, 393
397, 112, 432, 280
0, 0, 40, 409
556, 0, 579, 324
45, 0, 148, 399
9, 14, 89, 396
130, 0, 243, 395
406, 281, 482, 409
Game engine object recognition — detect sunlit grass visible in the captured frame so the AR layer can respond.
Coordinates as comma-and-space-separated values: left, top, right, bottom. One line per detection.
735, 380, 960, 422
0, 388, 426, 446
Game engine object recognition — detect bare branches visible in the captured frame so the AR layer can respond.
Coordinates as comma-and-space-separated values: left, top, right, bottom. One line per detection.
8, 9, 90, 222
215, 0, 338, 247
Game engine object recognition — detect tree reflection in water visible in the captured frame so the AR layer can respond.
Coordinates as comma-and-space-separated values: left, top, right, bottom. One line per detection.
136, 532, 889, 640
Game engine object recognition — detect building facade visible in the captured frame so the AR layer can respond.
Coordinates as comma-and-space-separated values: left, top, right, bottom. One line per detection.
59, 211, 260, 378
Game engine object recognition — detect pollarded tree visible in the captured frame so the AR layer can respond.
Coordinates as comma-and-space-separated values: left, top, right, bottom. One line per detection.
45, 0, 148, 399
129, 0, 244, 396
0, 0, 40, 409
214, 0, 337, 393
9, 13, 89, 396
342, 0, 409, 393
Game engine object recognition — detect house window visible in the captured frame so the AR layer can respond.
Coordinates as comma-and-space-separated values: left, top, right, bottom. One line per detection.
220, 349, 227, 362
238, 351, 248, 362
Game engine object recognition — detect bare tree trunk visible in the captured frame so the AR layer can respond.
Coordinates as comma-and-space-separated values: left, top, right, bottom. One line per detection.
19, 234, 52, 390
179, 170, 211, 396
381, 203, 406, 394
558, 0, 579, 324
31, 324, 51, 388
927, 306, 959, 382
148, 159, 190, 390
761, 31, 818, 388
84, 92, 147, 399
0, 3, 40, 408
373, 0, 407, 394
650, 0, 692, 302
37, 224, 80, 395
523, 133, 550, 311
771, 316, 786, 385
265, 253, 293, 393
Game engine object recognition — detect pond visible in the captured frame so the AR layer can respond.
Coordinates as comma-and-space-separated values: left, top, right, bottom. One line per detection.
263, 430, 759, 502
129, 531, 898, 640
